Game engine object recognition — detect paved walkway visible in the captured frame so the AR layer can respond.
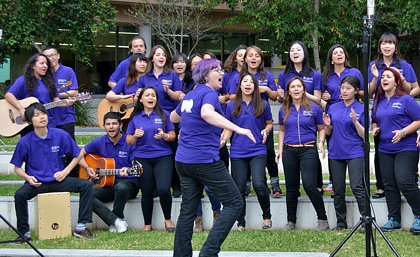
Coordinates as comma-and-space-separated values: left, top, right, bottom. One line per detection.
0, 249, 329, 257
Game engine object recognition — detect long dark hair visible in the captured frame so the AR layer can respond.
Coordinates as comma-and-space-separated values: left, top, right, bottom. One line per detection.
375, 32, 402, 68
372, 67, 407, 122
24, 53, 57, 99
131, 86, 167, 130
340, 76, 360, 101
240, 45, 266, 81
145, 45, 171, 74
223, 45, 247, 73
283, 77, 311, 122
322, 44, 352, 86
284, 41, 313, 77
126, 53, 148, 86
233, 73, 265, 117
171, 53, 193, 92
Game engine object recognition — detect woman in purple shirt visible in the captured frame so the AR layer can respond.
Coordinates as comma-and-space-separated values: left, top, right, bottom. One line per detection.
5, 53, 61, 135
323, 76, 366, 230
126, 87, 176, 232
372, 67, 420, 234
223, 73, 273, 231
368, 32, 420, 199
170, 59, 255, 257
276, 77, 329, 231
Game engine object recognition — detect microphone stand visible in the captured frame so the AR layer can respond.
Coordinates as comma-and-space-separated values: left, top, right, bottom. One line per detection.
330, 13, 401, 257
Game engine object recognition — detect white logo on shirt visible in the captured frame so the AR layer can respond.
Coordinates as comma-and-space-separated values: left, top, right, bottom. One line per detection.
51, 145, 60, 152
118, 151, 128, 158
154, 118, 163, 124
302, 110, 313, 117
181, 99, 194, 113
392, 102, 402, 109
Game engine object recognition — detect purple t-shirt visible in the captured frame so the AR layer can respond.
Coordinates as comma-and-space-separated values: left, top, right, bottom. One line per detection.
54, 64, 78, 125
175, 84, 223, 163
222, 69, 239, 94
108, 56, 130, 84
226, 100, 272, 158
368, 59, 418, 95
10, 128, 80, 182
228, 70, 277, 101
112, 78, 141, 95
279, 103, 323, 145
84, 134, 136, 179
126, 110, 174, 158
278, 69, 321, 95
327, 101, 364, 160
322, 67, 364, 110
139, 70, 182, 111
8, 76, 58, 127
374, 94, 420, 154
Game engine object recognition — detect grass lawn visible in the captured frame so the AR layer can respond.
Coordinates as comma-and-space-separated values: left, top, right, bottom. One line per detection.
0, 229, 418, 256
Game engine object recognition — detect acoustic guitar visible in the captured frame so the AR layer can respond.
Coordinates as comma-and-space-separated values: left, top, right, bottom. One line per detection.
0, 93, 91, 137
97, 99, 136, 128
79, 154, 143, 187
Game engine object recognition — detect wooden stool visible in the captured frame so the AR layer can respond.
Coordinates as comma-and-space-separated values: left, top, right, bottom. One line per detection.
35, 192, 72, 240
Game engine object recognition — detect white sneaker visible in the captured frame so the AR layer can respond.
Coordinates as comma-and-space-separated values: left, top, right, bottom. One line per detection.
114, 218, 128, 234
323, 181, 333, 193
109, 224, 117, 233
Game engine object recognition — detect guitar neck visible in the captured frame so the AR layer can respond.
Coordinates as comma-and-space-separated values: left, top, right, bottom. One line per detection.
43, 100, 66, 110
97, 167, 134, 176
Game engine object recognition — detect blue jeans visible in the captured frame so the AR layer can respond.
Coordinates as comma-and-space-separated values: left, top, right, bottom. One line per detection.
231, 155, 271, 227
282, 145, 327, 223
379, 151, 420, 221
174, 160, 243, 257
196, 185, 221, 217
14, 177, 93, 235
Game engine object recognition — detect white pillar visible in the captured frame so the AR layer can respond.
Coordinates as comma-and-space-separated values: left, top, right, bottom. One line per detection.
139, 26, 152, 57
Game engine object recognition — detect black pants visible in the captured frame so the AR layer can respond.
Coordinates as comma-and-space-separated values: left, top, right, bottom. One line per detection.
374, 136, 384, 191
329, 158, 366, 228
136, 155, 173, 225
15, 177, 93, 235
379, 151, 420, 222
282, 145, 327, 223
266, 131, 278, 178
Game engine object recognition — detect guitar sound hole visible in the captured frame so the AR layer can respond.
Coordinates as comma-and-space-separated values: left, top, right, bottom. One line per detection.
120, 104, 127, 113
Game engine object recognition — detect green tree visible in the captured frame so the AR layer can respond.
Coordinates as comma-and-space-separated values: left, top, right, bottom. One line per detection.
0, 0, 115, 65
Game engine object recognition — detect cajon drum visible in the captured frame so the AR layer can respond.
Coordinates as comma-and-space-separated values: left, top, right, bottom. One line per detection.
35, 192, 72, 240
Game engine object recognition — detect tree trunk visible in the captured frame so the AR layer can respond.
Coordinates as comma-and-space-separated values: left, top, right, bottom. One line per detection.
311, 0, 321, 72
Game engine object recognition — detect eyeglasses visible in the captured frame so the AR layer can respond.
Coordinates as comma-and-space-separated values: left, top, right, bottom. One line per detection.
211, 68, 223, 73
45, 53, 58, 59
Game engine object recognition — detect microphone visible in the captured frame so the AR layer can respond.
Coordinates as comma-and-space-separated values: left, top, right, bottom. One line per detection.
367, 0, 375, 17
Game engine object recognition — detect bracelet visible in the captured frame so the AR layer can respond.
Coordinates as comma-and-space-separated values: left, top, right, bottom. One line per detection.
401, 129, 407, 138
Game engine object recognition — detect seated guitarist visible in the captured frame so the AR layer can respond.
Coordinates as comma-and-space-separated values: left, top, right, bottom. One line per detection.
78, 112, 140, 233
11, 103, 94, 243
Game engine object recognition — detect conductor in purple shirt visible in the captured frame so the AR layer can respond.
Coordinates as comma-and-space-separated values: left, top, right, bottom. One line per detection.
170, 59, 256, 257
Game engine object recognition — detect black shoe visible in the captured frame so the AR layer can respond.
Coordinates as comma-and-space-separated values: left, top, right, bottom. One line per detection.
172, 187, 181, 198
74, 228, 94, 239
11, 235, 31, 244
372, 192, 385, 199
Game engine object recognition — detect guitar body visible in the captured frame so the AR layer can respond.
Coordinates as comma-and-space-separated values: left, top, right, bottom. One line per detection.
0, 97, 39, 137
97, 99, 135, 128
79, 154, 116, 187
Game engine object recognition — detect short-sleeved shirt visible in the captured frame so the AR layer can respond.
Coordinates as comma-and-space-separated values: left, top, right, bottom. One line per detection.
175, 84, 223, 163
139, 70, 183, 111
53, 64, 78, 125
279, 103, 323, 145
327, 101, 364, 159
228, 70, 277, 102
278, 69, 322, 95
84, 134, 136, 179
368, 59, 418, 95
10, 128, 80, 182
322, 67, 364, 110
374, 94, 420, 154
126, 110, 174, 158
108, 57, 130, 84
8, 76, 58, 127
112, 78, 141, 96
226, 100, 272, 158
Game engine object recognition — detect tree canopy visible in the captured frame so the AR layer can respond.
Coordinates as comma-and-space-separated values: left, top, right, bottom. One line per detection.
0, 0, 115, 65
